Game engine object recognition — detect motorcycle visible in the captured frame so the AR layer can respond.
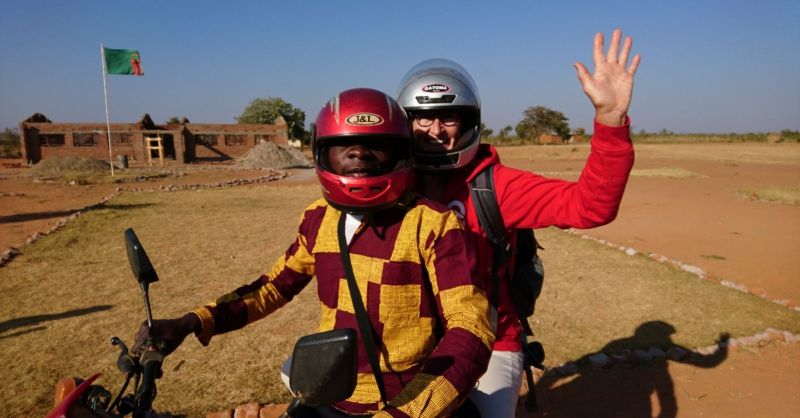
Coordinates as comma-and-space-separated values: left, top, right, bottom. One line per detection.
45, 228, 357, 418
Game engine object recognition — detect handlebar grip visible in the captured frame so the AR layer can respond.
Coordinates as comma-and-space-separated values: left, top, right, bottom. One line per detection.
134, 349, 164, 418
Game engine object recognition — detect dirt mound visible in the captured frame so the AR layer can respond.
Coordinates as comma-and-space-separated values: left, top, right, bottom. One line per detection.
234, 142, 312, 169
29, 156, 109, 177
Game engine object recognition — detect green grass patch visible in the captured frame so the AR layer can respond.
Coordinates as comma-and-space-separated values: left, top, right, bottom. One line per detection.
2, 185, 798, 417
736, 187, 800, 205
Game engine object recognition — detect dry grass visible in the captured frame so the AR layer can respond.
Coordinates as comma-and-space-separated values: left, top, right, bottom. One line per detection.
736, 187, 800, 205
2, 184, 799, 417
629, 168, 704, 179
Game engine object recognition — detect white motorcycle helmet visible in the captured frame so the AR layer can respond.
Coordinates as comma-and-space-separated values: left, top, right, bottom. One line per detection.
396, 59, 481, 171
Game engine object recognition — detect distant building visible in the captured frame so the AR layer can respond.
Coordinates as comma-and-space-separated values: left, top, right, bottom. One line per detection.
19, 113, 288, 164
537, 133, 565, 145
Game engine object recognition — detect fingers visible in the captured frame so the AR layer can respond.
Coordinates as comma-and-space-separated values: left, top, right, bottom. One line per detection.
592, 32, 604, 69
606, 28, 622, 62
574, 62, 591, 86
628, 54, 641, 75
619, 35, 632, 67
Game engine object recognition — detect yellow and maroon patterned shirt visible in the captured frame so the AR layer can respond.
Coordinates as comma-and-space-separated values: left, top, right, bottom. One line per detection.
191, 197, 494, 417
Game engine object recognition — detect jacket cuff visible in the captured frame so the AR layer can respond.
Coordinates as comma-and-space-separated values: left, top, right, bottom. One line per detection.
592, 116, 632, 151
189, 308, 214, 346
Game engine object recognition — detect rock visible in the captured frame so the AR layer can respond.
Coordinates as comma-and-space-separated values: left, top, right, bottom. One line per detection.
611, 352, 630, 366
206, 410, 232, 418
666, 346, 687, 361
633, 349, 653, 365
764, 328, 785, 342
625, 248, 637, 256
647, 347, 667, 361
234, 401, 261, 418
735, 335, 761, 347
550, 362, 578, 377
260, 404, 288, 418
587, 352, 612, 368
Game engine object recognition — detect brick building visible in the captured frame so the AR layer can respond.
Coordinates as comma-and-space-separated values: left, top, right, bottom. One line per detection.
19, 113, 289, 164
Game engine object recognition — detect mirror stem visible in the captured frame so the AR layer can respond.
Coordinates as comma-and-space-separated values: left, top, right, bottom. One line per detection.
279, 398, 302, 418
140, 282, 154, 337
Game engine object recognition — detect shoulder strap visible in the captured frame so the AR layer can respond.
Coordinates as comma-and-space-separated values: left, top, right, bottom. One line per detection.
469, 165, 510, 259
469, 165, 541, 412
337, 213, 387, 404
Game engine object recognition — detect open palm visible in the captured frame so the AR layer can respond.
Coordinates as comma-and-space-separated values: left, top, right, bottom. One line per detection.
575, 29, 641, 126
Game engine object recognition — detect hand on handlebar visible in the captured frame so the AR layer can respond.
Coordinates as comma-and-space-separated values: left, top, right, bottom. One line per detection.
132, 313, 200, 357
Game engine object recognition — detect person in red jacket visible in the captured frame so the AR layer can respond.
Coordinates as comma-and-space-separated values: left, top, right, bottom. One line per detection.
395, 29, 640, 417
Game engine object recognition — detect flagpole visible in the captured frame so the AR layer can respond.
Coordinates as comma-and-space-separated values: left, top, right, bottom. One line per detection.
100, 43, 115, 176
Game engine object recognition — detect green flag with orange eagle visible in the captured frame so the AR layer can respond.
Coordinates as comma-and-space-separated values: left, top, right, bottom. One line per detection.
103, 48, 144, 76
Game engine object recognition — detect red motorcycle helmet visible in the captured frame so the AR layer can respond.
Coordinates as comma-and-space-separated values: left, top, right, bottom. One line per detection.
313, 88, 414, 213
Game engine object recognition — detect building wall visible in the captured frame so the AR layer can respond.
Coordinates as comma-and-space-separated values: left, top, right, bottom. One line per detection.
19, 114, 288, 164
184, 123, 288, 161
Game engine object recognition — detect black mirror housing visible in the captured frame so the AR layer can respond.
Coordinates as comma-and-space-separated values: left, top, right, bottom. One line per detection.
289, 328, 357, 407
124, 228, 159, 285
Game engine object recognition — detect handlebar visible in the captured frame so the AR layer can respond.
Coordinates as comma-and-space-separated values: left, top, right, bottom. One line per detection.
133, 343, 164, 418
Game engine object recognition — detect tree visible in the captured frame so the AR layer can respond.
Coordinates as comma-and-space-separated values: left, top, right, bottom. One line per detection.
479, 123, 493, 139
0, 127, 21, 158
515, 106, 571, 142
165, 116, 189, 124
237, 97, 306, 139
498, 125, 513, 139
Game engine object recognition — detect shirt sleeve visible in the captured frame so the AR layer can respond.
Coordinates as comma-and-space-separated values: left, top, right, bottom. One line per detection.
191, 215, 317, 346
497, 119, 634, 229
380, 209, 494, 418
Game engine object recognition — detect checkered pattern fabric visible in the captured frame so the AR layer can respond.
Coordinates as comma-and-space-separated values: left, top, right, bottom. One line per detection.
191, 197, 493, 417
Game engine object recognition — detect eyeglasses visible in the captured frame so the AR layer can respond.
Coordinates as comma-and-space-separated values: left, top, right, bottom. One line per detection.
414, 113, 460, 128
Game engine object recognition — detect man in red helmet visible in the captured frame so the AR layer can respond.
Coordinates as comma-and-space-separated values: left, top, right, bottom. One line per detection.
134, 88, 494, 417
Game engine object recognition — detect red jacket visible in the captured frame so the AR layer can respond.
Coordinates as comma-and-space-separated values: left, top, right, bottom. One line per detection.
414, 120, 634, 351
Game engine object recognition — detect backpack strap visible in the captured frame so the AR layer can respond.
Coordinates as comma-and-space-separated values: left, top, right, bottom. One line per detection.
469, 165, 504, 331
469, 164, 540, 412
469, 165, 510, 260
337, 213, 388, 405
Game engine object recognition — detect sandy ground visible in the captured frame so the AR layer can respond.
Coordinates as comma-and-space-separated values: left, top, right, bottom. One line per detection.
3, 143, 799, 417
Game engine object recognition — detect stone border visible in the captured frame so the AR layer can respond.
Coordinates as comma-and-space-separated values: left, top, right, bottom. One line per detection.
563, 229, 799, 311
0, 170, 288, 268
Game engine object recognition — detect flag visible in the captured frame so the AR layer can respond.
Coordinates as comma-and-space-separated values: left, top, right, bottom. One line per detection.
103, 48, 144, 76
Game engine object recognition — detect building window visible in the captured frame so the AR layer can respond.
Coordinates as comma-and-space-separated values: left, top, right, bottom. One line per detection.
40, 134, 65, 147
224, 134, 246, 146
254, 134, 273, 144
73, 132, 100, 147
111, 133, 133, 146
195, 134, 218, 146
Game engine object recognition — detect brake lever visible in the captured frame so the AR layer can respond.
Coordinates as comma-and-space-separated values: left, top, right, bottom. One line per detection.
112, 336, 137, 374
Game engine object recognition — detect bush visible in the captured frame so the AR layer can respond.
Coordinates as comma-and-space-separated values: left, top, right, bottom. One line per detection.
0, 128, 21, 158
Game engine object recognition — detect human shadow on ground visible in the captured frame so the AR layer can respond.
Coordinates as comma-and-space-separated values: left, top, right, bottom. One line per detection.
0, 305, 113, 339
0, 203, 153, 224
527, 321, 729, 418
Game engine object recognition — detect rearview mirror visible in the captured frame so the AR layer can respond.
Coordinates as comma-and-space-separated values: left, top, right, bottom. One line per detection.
289, 328, 357, 407
124, 228, 159, 285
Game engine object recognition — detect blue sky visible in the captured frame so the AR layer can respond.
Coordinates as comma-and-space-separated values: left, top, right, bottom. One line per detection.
1, 0, 798, 134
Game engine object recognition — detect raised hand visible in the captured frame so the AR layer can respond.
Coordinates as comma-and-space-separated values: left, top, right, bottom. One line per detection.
574, 28, 641, 127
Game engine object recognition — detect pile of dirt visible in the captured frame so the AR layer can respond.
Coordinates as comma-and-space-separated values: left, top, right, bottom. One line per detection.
29, 156, 109, 177
234, 142, 312, 169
